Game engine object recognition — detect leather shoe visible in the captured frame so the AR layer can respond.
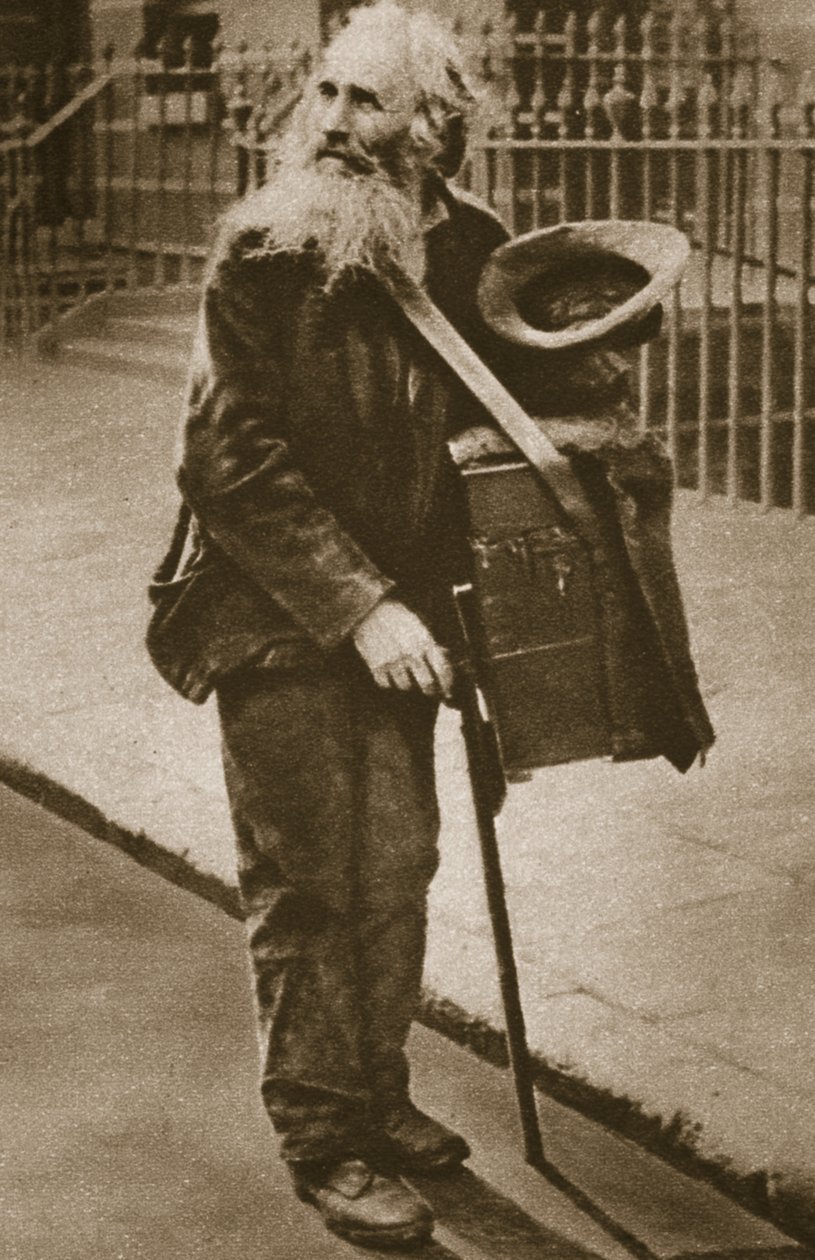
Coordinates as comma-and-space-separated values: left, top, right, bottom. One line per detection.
292, 1157, 433, 1249
380, 1101, 471, 1175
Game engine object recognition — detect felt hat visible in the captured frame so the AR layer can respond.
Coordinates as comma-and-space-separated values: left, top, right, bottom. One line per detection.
477, 219, 690, 351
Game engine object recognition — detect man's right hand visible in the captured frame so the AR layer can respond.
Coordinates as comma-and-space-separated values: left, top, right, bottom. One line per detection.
352, 599, 454, 700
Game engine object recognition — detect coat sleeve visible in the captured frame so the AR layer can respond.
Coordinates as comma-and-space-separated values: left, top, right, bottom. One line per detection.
177, 232, 395, 649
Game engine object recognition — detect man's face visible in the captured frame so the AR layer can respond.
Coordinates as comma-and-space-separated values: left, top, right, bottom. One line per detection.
304, 54, 419, 184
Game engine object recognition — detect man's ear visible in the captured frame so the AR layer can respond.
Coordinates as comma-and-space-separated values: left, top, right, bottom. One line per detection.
411, 104, 466, 179
409, 108, 439, 160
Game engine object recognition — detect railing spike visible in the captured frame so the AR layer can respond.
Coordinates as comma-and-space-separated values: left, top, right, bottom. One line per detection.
639, 10, 655, 44
558, 10, 577, 137
665, 4, 685, 140
798, 71, 815, 138
583, 79, 601, 121
639, 71, 658, 117
730, 65, 752, 111
529, 7, 546, 136
557, 68, 574, 112
477, 17, 497, 95
66, 59, 84, 99
156, 33, 172, 69
764, 60, 785, 109
719, 2, 735, 58
604, 64, 635, 140
639, 4, 657, 118
799, 68, 815, 110
42, 61, 58, 116
666, 75, 685, 112
262, 57, 281, 99
697, 71, 718, 111
583, 9, 602, 131
729, 65, 752, 139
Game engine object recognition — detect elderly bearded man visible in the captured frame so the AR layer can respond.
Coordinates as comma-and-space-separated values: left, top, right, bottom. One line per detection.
148, 3, 517, 1248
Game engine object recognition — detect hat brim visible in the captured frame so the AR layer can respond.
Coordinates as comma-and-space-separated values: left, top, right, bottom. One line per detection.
478, 220, 690, 351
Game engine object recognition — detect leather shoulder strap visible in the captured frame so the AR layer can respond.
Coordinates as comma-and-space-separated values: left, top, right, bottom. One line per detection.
390, 274, 601, 545
152, 501, 193, 585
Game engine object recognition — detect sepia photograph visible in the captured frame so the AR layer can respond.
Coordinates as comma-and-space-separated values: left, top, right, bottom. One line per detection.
2, 1, 814, 1257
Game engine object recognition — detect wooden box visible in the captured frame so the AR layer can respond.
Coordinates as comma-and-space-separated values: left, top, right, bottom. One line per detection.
453, 446, 613, 779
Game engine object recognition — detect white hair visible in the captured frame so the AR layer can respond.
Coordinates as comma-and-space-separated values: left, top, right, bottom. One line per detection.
325, 1, 476, 116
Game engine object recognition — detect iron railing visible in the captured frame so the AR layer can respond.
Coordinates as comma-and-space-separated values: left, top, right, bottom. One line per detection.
1, 5, 814, 514
0, 38, 311, 341
457, 7, 815, 515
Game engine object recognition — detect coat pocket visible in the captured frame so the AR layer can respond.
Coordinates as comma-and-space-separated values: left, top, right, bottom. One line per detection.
147, 557, 317, 703
147, 564, 224, 704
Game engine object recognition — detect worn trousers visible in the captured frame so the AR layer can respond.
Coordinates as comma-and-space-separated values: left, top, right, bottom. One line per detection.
216, 653, 441, 1165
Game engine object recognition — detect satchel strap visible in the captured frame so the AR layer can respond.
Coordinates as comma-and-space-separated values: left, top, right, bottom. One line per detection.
390, 274, 602, 546
152, 501, 193, 585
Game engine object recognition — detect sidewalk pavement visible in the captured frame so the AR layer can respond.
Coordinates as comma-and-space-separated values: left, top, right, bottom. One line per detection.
2, 340, 815, 1245
7, 782, 809, 1260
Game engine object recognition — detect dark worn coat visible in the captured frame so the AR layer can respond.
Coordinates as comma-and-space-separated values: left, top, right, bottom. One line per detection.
151, 186, 507, 698
148, 183, 713, 770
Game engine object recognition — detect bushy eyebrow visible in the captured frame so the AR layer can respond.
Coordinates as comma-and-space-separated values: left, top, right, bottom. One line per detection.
350, 85, 383, 109
315, 78, 384, 111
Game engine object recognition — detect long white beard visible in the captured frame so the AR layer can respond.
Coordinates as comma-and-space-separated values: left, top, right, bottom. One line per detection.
232, 144, 428, 289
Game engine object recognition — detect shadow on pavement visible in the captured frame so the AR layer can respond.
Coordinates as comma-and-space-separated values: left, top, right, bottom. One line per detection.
414, 1168, 814, 1260
412, 1166, 609, 1259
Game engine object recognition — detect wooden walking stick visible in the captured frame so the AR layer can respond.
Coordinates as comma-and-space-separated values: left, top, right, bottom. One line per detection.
452, 584, 545, 1169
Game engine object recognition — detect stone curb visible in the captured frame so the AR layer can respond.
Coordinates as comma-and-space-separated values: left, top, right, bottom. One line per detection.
4, 751, 814, 1251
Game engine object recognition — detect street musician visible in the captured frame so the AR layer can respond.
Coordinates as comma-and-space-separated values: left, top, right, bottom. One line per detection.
146, 2, 712, 1247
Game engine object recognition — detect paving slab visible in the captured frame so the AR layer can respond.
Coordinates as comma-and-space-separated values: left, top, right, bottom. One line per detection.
665, 975, 815, 1092
553, 885, 815, 1019
2, 344, 815, 1243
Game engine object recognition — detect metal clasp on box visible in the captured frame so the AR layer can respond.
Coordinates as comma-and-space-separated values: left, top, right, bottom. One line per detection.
471, 526, 577, 594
